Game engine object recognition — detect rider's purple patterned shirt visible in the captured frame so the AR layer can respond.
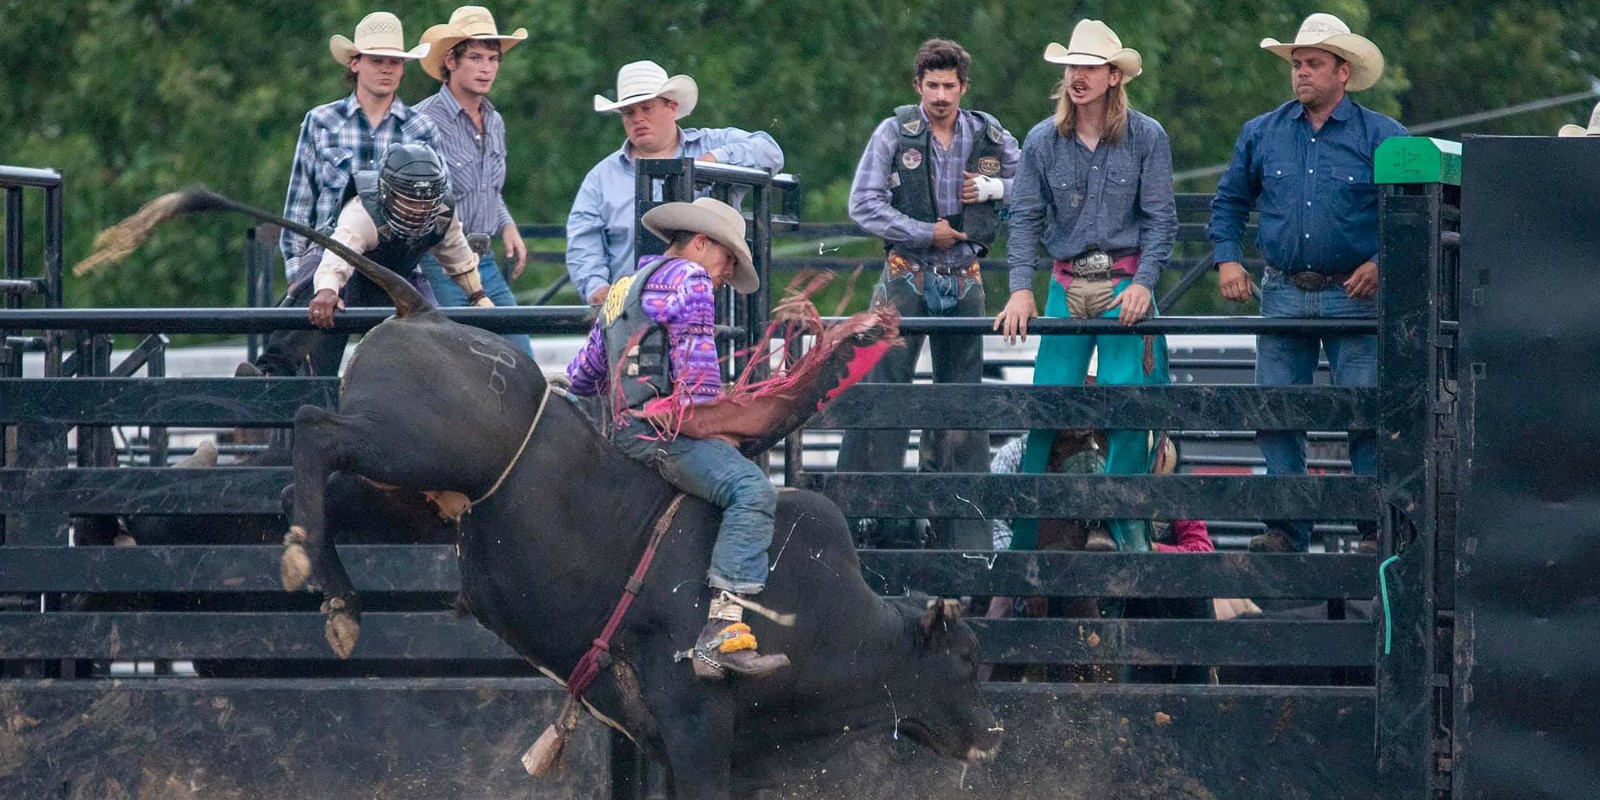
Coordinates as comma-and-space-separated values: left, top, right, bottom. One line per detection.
566, 255, 722, 405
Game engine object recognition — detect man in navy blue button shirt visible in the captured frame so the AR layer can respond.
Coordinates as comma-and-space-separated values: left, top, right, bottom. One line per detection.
1205, 13, 1406, 553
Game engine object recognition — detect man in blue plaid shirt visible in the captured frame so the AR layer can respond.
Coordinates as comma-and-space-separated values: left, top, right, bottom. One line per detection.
280, 12, 440, 286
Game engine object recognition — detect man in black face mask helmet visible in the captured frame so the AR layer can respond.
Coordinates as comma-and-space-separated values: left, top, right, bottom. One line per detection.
242, 143, 493, 377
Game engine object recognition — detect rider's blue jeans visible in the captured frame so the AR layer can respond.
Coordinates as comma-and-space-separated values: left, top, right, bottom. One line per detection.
613, 427, 777, 594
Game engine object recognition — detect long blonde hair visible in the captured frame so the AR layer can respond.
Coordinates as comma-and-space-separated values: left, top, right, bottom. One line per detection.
1051, 73, 1130, 145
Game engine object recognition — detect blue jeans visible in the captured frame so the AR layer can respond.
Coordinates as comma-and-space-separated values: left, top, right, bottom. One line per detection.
1012, 277, 1167, 552
613, 427, 777, 594
835, 262, 989, 550
419, 250, 533, 357
1256, 269, 1377, 549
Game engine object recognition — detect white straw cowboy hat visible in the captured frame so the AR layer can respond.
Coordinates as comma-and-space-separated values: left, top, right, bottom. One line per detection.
642, 198, 757, 294
593, 61, 699, 118
330, 12, 430, 67
1260, 13, 1385, 92
1558, 101, 1600, 137
419, 6, 529, 81
1044, 20, 1143, 81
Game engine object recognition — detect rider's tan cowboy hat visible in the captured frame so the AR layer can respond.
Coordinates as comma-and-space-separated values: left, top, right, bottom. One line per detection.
1260, 13, 1385, 92
330, 12, 430, 66
642, 198, 756, 294
1043, 20, 1142, 81
593, 61, 699, 118
419, 6, 529, 81
1558, 101, 1600, 137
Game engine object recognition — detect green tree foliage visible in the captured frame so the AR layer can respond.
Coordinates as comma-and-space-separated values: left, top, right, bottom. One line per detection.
0, 0, 1593, 310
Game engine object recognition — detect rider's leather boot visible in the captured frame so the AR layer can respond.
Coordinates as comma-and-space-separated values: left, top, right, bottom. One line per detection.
689, 591, 790, 680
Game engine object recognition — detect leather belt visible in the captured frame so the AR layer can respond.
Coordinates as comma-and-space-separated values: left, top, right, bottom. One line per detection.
466, 233, 492, 256
1062, 249, 1138, 281
1271, 267, 1352, 291
1069, 250, 1116, 281
888, 253, 980, 280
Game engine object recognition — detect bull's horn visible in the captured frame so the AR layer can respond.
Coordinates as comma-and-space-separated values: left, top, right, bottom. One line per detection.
74, 187, 426, 318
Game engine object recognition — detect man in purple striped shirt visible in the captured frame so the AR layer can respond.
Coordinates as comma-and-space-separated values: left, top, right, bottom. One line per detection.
566, 198, 788, 680
838, 39, 1020, 551
415, 6, 531, 356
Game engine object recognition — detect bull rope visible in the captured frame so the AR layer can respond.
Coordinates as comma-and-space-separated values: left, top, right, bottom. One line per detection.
525, 493, 686, 776
469, 383, 551, 510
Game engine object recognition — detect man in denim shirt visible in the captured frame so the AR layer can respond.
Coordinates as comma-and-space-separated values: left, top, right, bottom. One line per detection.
995, 20, 1178, 553
838, 39, 1020, 550
1206, 13, 1407, 553
566, 60, 783, 307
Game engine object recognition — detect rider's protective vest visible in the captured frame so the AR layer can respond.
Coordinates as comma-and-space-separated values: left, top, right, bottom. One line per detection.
601, 259, 674, 412
341, 170, 456, 276
887, 104, 1007, 256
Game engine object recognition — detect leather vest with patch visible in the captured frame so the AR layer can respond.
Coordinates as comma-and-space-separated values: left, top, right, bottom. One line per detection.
341, 170, 456, 276
601, 259, 674, 412
888, 105, 1006, 256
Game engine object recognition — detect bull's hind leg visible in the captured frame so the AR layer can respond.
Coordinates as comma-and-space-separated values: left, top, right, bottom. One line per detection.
283, 405, 366, 658
642, 667, 736, 799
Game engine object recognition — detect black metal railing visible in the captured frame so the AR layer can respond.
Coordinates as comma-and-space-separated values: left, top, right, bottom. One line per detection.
0, 158, 1461, 800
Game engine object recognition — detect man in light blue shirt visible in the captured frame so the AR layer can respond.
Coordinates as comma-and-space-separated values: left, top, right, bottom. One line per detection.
566, 60, 783, 306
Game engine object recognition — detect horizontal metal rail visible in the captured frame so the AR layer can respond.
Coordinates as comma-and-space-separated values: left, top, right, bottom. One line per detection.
0, 468, 1377, 518
821, 316, 1378, 335
814, 384, 1373, 430
0, 278, 42, 295
0, 545, 1374, 599
0, 306, 595, 334
0, 310, 1367, 337
0, 166, 63, 189
0, 306, 739, 338
806, 473, 1379, 520
0, 612, 1371, 667
0, 378, 340, 425
0, 379, 1371, 430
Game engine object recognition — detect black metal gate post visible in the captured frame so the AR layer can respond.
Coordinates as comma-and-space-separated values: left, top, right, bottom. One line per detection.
634, 158, 787, 379
1, 167, 68, 547
244, 226, 277, 363
1451, 136, 1600, 800
1373, 137, 1462, 797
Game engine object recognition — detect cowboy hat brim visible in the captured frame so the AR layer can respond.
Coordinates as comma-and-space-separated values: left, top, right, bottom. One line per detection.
1260, 33, 1385, 92
1043, 42, 1143, 80
592, 75, 699, 119
330, 35, 430, 67
1558, 124, 1598, 138
641, 203, 757, 294
419, 24, 529, 81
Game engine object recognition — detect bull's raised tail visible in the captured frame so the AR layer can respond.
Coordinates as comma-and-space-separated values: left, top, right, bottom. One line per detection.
73, 187, 425, 318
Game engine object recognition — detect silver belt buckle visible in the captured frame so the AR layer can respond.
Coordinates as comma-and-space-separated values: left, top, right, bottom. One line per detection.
466, 233, 492, 256
1073, 250, 1114, 280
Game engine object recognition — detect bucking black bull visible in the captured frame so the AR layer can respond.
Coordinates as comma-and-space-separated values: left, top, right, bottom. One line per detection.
80, 190, 1002, 798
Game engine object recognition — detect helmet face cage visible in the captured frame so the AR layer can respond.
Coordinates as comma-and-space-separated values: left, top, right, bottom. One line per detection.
378, 145, 448, 242
378, 172, 446, 241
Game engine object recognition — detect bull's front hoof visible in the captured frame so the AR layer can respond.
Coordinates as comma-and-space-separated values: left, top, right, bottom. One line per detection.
321, 597, 361, 659
280, 526, 312, 592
